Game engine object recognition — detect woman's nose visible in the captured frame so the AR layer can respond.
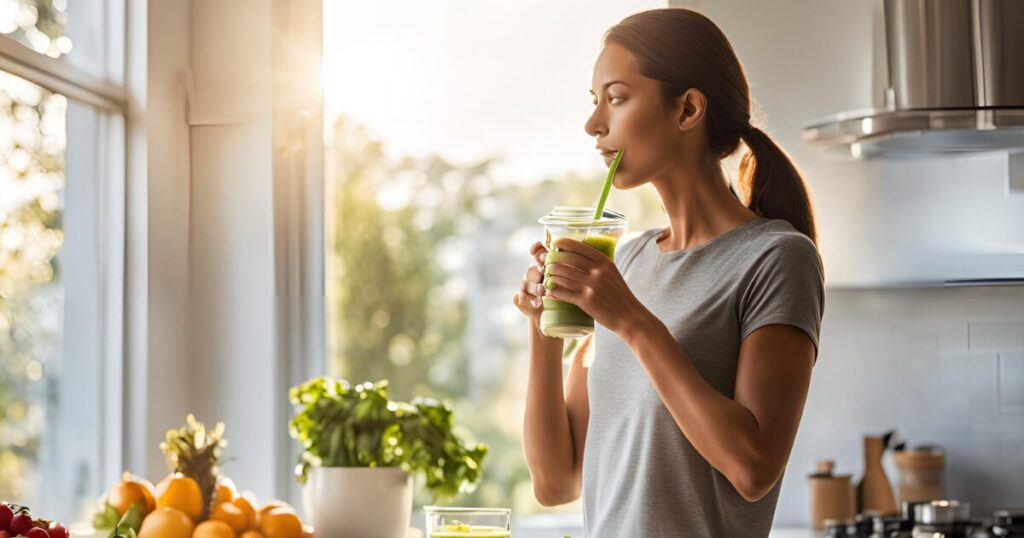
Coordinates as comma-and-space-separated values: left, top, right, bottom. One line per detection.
584, 110, 606, 138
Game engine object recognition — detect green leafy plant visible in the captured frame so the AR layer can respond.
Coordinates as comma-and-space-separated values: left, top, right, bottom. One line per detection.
106, 503, 142, 538
289, 377, 488, 499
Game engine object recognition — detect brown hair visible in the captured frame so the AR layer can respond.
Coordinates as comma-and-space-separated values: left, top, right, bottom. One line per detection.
604, 8, 817, 245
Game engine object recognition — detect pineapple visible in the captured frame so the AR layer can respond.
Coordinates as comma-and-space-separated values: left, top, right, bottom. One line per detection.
160, 414, 228, 521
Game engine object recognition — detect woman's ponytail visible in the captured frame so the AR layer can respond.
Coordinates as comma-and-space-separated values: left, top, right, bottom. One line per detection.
739, 127, 817, 245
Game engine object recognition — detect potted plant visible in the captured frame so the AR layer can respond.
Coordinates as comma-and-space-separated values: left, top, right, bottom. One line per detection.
289, 377, 488, 538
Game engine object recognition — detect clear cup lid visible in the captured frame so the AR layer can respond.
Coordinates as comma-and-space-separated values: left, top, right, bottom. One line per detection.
423, 506, 512, 515
538, 206, 627, 227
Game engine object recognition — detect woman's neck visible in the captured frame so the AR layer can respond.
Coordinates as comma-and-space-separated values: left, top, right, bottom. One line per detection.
650, 156, 761, 253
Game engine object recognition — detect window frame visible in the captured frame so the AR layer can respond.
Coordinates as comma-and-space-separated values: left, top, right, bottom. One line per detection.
0, 0, 129, 511
0, 33, 125, 112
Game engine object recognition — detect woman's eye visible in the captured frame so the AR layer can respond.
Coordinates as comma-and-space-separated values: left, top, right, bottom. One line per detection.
592, 96, 625, 106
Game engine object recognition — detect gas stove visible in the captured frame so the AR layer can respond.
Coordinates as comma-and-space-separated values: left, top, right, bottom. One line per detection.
823, 500, 1024, 538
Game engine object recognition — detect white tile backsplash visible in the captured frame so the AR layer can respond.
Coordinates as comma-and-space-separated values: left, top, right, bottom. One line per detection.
775, 287, 1024, 527
997, 353, 1024, 413
968, 321, 1024, 352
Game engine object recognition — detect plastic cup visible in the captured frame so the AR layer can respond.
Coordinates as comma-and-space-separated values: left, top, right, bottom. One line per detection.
537, 206, 628, 338
424, 506, 512, 537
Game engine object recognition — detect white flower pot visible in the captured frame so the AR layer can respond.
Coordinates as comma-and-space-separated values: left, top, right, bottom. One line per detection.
302, 466, 413, 538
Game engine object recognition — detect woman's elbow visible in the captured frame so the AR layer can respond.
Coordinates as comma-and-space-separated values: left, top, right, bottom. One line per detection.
533, 480, 580, 507
732, 469, 779, 503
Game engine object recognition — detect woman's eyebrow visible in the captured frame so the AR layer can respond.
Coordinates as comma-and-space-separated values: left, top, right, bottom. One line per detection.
589, 80, 632, 95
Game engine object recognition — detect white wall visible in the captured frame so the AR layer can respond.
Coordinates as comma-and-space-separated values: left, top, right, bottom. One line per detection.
670, 0, 1024, 286
187, 0, 280, 500
189, 119, 279, 498
124, 0, 196, 482
124, 0, 321, 502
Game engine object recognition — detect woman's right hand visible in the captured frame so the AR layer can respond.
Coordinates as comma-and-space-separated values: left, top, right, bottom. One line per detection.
513, 241, 550, 323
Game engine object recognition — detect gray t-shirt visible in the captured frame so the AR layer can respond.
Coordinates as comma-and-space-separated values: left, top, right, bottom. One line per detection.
582, 218, 825, 538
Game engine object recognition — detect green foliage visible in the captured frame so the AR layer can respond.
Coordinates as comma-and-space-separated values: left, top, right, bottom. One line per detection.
92, 502, 120, 530
289, 377, 488, 499
0, 66, 67, 500
328, 119, 489, 401
4, 1, 69, 57
106, 503, 143, 538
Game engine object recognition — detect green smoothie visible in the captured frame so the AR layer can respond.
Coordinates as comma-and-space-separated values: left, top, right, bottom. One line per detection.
540, 233, 619, 338
429, 522, 511, 537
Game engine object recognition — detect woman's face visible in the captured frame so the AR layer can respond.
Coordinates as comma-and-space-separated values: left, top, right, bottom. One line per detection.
585, 42, 686, 189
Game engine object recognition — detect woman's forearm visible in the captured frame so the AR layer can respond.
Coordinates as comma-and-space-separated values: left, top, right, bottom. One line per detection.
620, 313, 777, 501
522, 323, 578, 504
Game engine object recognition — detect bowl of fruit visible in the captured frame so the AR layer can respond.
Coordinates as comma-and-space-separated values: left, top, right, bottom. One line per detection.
85, 415, 313, 538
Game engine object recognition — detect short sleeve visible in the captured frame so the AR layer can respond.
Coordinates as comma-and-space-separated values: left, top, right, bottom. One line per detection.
738, 235, 825, 360
613, 229, 654, 271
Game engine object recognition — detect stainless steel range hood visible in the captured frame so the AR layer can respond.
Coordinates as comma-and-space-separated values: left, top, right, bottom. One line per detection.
803, 0, 1024, 158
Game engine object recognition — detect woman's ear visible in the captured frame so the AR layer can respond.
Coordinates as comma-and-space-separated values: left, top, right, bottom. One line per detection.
675, 88, 707, 132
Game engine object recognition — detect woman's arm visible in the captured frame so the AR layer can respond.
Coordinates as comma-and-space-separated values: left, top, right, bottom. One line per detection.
522, 330, 591, 506
621, 316, 814, 502
516, 240, 592, 506
542, 235, 818, 502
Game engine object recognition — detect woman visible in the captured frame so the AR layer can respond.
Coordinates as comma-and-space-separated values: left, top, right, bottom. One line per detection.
512, 8, 825, 538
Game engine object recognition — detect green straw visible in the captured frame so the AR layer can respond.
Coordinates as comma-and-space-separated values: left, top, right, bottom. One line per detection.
593, 149, 623, 220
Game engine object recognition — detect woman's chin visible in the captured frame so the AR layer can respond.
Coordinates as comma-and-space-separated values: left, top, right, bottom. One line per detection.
613, 175, 641, 190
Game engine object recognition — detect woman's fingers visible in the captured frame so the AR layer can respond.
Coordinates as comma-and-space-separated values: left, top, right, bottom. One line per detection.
515, 241, 552, 315
545, 249, 592, 272
545, 259, 588, 283
526, 264, 543, 284
516, 289, 541, 309
545, 274, 583, 294
521, 278, 543, 298
530, 241, 548, 268
520, 265, 546, 302
513, 292, 541, 310
551, 237, 604, 263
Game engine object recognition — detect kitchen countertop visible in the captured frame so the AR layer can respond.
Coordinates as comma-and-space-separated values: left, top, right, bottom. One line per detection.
72, 524, 821, 537
769, 528, 819, 538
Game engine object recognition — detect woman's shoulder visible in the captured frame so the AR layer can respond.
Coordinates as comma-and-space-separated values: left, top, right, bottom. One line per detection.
616, 227, 662, 254
749, 219, 819, 256
741, 219, 823, 279
612, 228, 660, 268
619, 227, 663, 247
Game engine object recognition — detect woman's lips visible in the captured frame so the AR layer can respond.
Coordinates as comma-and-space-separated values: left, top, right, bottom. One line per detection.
600, 151, 617, 164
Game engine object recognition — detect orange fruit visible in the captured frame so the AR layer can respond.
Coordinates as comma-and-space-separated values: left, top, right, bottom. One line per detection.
240, 532, 264, 538
220, 475, 238, 491
138, 507, 195, 538
230, 495, 257, 530
256, 501, 292, 526
237, 490, 260, 508
155, 473, 204, 521
109, 472, 153, 516
257, 500, 290, 517
258, 507, 302, 538
214, 483, 235, 506
193, 520, 237, 538
210, 502, 250, 533
139, 476, 158, 514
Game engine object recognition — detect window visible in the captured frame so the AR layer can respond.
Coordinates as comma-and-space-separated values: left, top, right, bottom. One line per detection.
323, 1, 665, 534
1, 0, 125, 524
